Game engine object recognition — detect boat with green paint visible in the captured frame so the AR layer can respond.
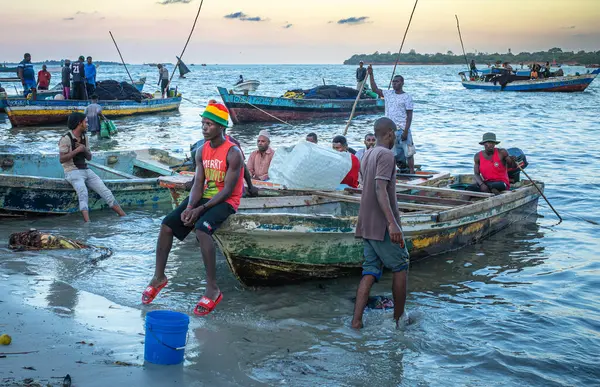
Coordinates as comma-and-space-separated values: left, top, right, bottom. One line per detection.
0, 149, 184, 215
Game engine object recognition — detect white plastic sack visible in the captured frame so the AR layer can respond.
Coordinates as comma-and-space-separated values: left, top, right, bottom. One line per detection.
268, 140, 352, 190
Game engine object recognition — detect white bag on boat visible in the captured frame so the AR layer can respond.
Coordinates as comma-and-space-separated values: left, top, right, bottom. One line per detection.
268, 140, 352, 190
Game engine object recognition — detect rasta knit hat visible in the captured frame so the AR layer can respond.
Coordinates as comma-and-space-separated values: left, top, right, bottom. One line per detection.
67, 112, 86, 130
201, 101, 229, 127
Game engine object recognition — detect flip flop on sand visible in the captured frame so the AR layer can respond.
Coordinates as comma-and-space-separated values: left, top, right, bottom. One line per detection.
141, 279, 168, 305
193, 293, 223, 317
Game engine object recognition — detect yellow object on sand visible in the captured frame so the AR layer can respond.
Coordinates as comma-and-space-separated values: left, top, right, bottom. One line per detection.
0, 334, 12, 345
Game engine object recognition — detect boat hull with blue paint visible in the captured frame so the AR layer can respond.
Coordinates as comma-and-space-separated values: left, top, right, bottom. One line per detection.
460, 69, 600, 92
4, 96, 181, 127
0, 149, 183, 215
217, 87, 384, 124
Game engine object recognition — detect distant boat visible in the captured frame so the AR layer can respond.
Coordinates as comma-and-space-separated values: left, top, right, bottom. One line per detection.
175, 56, 191, 78
0, 66, 18, 73
585, 64, 600, 68
201, 64, 207, 67
459, 68, 600, 92
233, 80, 261, 94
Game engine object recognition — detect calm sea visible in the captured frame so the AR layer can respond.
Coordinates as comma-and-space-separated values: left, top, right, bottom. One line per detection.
1, 64, 599, 386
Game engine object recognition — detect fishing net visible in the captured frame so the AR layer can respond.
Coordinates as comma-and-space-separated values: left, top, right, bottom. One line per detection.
94, 80, 146, 102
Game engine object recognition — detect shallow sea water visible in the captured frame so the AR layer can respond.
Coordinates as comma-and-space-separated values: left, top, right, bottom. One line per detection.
1, 64, 599, 386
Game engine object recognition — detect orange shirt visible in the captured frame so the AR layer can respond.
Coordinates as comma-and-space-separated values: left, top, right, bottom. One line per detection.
247, 148, 275, 180
201, 139, 244, 210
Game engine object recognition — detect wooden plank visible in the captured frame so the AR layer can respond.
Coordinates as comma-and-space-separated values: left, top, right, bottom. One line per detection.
88, 161, 137, 179
345, 187, 469, 206
315, 191, 454, 211
395, 183, 494, 198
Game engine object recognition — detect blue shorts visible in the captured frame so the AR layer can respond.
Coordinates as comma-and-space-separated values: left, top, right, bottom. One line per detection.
362, 231, 410, 281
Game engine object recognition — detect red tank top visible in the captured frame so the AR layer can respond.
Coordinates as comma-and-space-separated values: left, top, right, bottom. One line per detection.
479, 149, 510, 188
201, 139, 244, 210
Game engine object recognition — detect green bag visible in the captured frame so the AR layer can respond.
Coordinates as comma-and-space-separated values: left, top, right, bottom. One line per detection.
107, 120, 118, 135
99, 120, 111, 139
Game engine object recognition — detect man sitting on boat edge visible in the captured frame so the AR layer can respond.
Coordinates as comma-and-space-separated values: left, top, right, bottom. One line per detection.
466, 132, 517, 195
332, 135, 360, 189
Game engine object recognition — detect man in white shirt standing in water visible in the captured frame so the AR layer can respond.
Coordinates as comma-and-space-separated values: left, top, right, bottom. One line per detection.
367, 65, 415, 174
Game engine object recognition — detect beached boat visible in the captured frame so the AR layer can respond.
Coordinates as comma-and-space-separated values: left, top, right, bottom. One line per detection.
217, 87, 384, 124
459, 68, 600, 92
0, 149, 183, 215
214, 176, 542, 286
4, 95, 181, 127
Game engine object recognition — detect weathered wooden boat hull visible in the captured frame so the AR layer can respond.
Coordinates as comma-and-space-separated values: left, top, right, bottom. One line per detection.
217, 87, 384, 124
0, 150, 180, 214
212, 182, 542, 286
461, 70, 599, 92
4, 97, 181, 127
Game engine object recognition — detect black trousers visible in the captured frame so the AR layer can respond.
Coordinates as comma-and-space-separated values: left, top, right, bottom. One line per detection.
72, 82, 88, 100
466, 181, 508, 192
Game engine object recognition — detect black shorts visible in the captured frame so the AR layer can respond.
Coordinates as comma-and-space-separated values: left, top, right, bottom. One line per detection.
161, 79, 169, 92
466, 181, 508, 192
162, 197, 235, 241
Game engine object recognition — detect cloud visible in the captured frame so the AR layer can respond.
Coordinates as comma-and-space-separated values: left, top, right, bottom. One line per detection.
157, 0, 191, 4
63, 17, 75, 21
283, 23, 293, 29
560, 25, 576, 29
337, 16, 369, 25
224, 11, 266, 22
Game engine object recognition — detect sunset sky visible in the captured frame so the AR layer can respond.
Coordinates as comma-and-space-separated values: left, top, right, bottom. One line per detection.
2, 0, 598, 64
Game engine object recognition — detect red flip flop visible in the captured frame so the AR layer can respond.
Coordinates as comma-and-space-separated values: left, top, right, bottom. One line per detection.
193, 293, 223, 317
141, 279, 168, 305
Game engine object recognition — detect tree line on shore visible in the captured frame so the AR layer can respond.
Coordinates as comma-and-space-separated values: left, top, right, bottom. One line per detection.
344, 48, 600, 65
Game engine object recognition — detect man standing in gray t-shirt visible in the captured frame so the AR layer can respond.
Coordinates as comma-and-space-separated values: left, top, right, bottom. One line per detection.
352, 117, 410, 330
84, 94, 105, 134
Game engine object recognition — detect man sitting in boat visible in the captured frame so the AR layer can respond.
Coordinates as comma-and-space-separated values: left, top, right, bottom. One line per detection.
466, 132, 517, 195
332, 135, 360, 188
247, 130, 275, 181
142, 101, 245, 317
59, 112, 126, 222
306, 132, 318, 144
355, 133, 376, 161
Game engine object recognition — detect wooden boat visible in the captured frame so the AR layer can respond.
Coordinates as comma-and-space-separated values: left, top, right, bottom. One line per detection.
217, 86, 384, 124
0, 149, 183, 215
4, 95, 181, 127
0, 78, 147, 113
208, 175, 542, 286
459, 68, 600, 92
585, 64, 600, 68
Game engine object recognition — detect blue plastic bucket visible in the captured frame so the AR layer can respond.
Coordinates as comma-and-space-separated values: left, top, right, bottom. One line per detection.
144, 310, 190, 365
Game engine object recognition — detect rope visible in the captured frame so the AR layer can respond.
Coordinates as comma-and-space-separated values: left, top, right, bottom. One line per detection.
168, 0, 205, 86
388, 0, 419, 89
109, 31, 136, 86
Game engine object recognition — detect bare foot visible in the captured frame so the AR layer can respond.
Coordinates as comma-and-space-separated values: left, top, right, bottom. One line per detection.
351, 319, 363, 330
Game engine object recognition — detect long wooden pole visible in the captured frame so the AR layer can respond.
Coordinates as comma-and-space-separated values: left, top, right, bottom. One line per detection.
168, 0, 204, 86
388, 0, 419, 89
455, 15, 471, 71
517, 164, 562, 223
342, 75, 369, 136
108, 31, 136, 85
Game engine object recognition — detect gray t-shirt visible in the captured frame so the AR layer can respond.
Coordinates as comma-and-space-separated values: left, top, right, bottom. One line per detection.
356, 146, 399, 241
85, 103, 102, 133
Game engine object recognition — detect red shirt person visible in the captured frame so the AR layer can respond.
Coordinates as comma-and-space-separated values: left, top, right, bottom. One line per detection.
37, 64, 51, 90
332, 135, 360, 188
467, 132, 516, 194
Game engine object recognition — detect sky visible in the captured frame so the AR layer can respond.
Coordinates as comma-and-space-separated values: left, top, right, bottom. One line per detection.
1, 0, 599, 64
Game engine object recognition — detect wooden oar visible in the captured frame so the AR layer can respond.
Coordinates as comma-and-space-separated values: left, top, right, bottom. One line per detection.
516, 164, 562, 223
342, 74, 370, 136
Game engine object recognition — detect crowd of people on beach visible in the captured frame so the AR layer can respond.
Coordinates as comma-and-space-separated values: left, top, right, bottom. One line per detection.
53, 57, 518, 329
16, 53, 97, 99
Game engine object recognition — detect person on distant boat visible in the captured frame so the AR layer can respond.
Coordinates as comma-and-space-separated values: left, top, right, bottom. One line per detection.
59, 112, 126, 222
368, 65, 415, 174
37, 64, 51, 91
352, 117, 409, 330
84, 95, 105, 134
355, 133, 376, 161
17, 53, 36, 97
235, 75, 244, 85
466, 132, 517, 195
530, 67, 539, 80
306, 132, 318, 144
356, 61, 367, 90
247, 130, 275, 181
62, 60, 71, 99
544, 61, 551, 78
84, 56, 97, 96
503, 62, 513, 72
71, 56, 87, 100
157, 64, 169, 98
142, 101, 245, 317
332, 135, 360, 188
469, 60, 478, 78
